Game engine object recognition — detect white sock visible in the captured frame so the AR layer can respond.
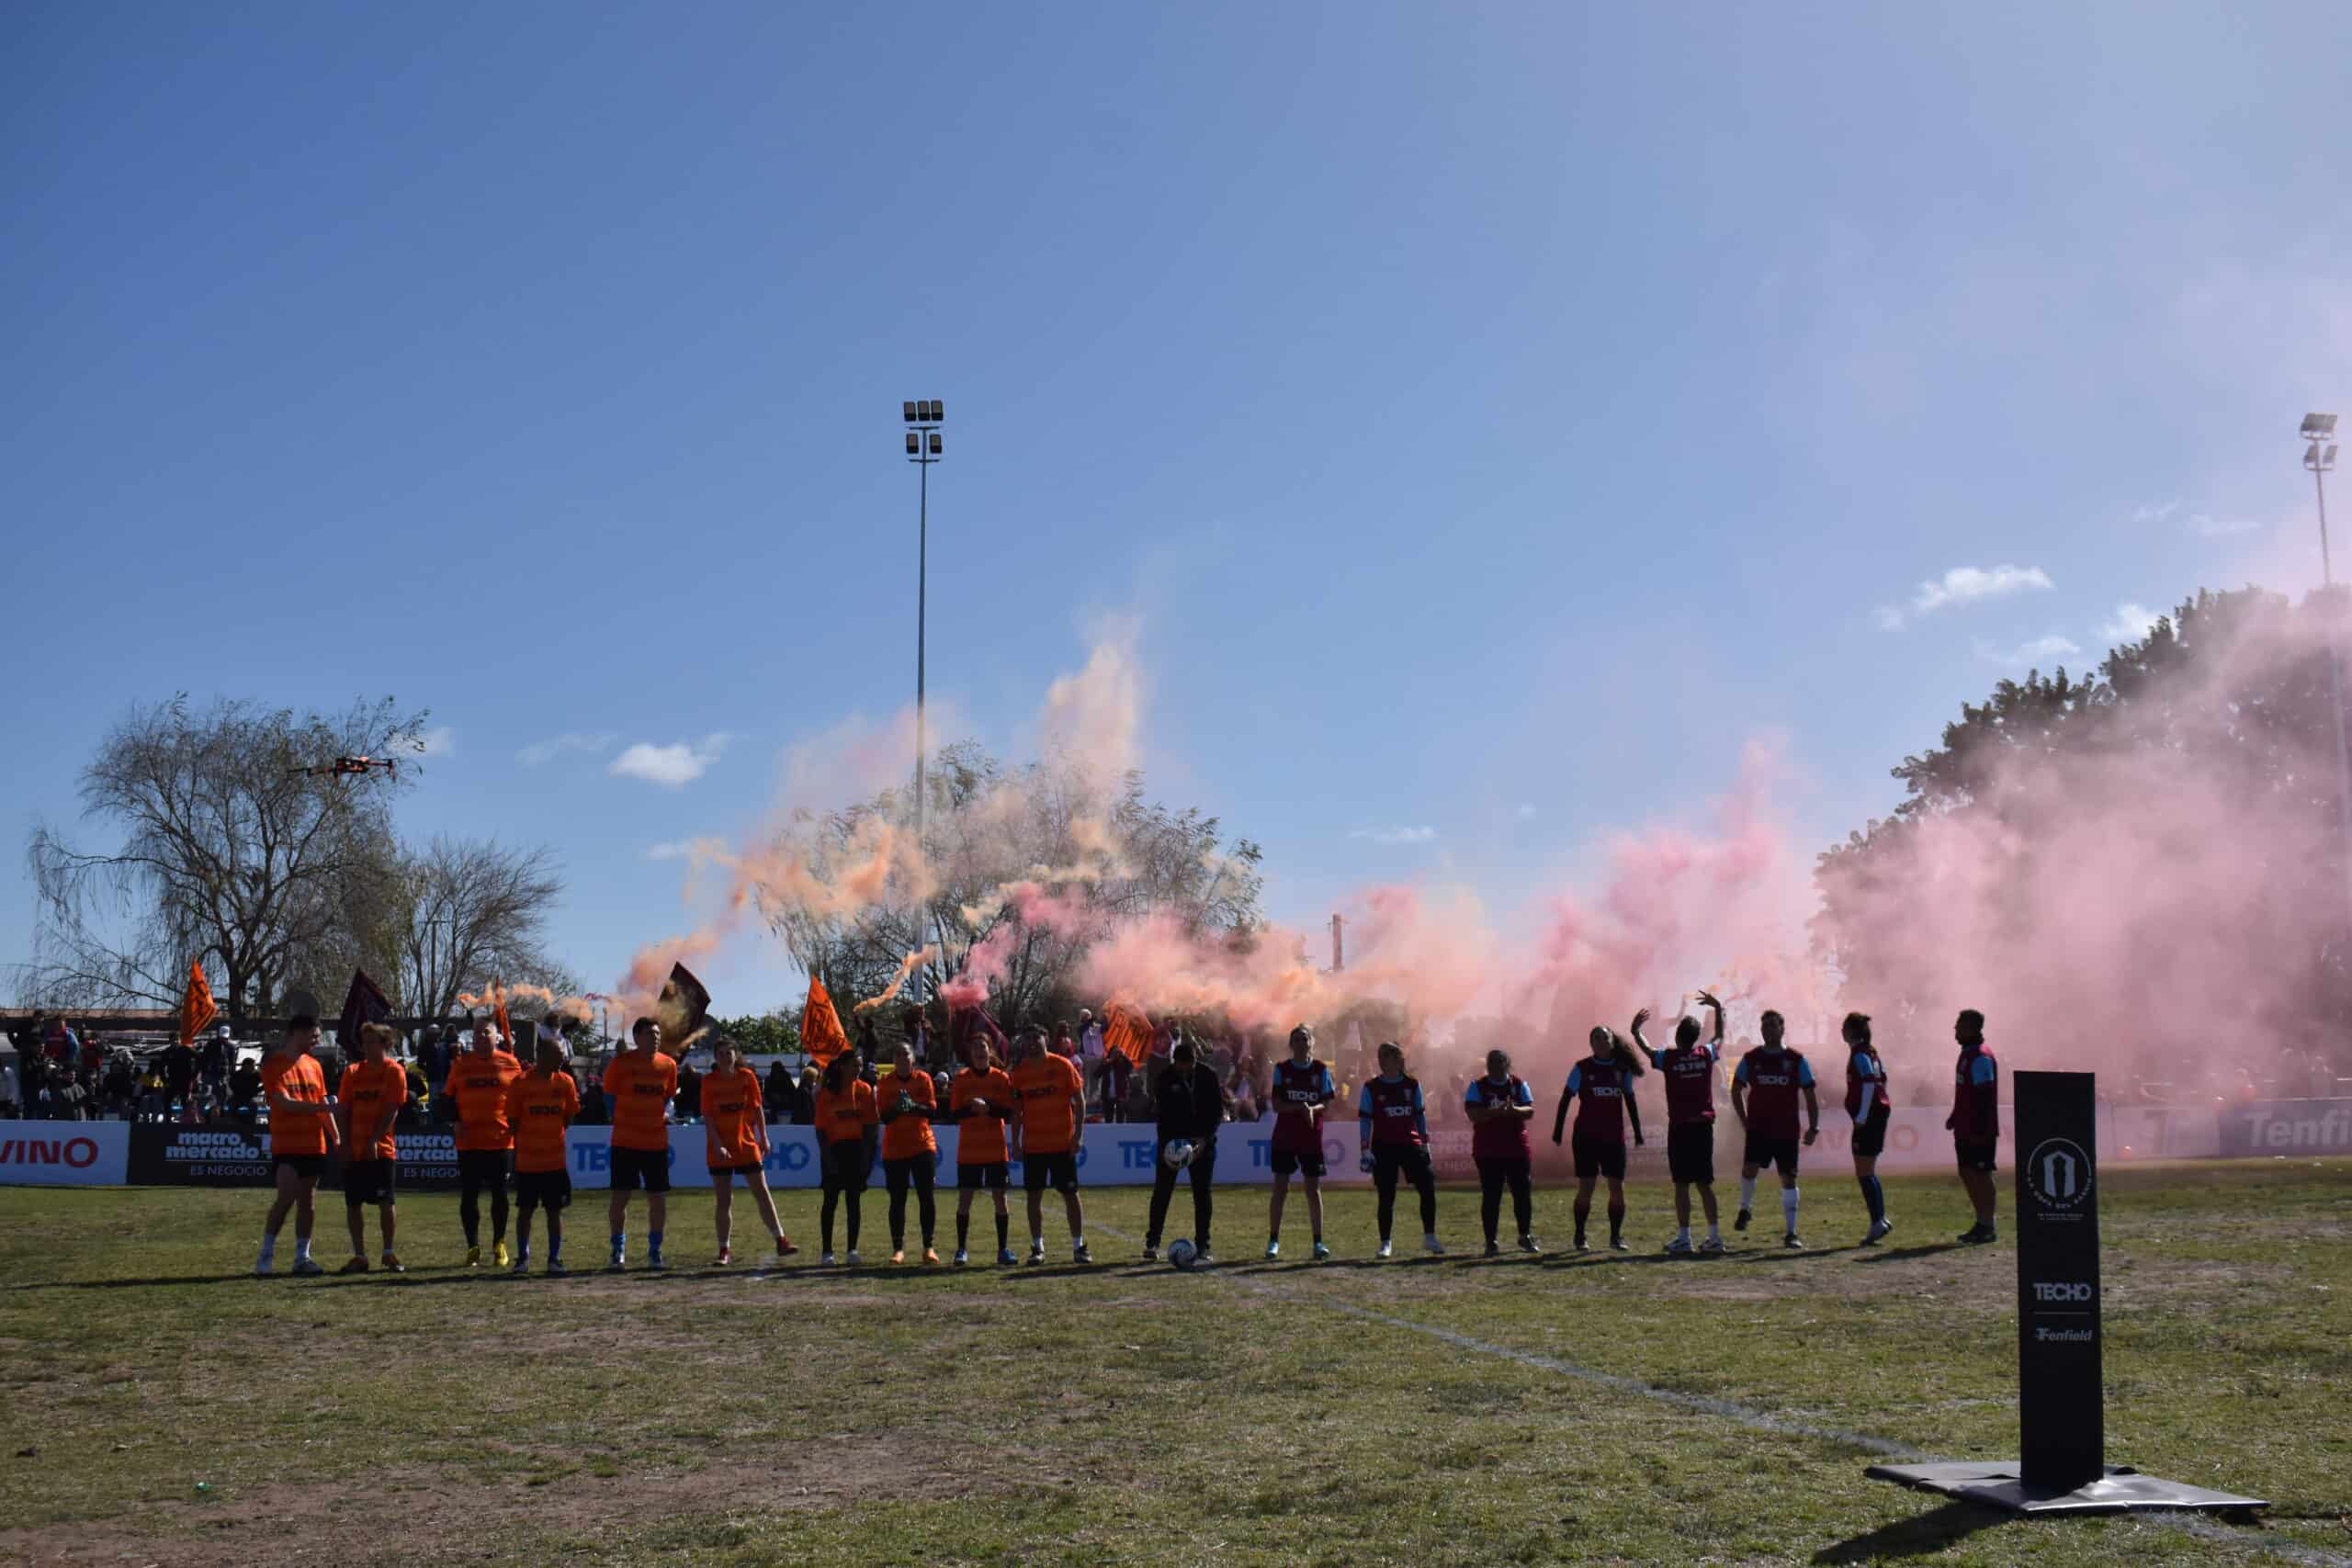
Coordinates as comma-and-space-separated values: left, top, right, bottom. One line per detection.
1739, 1177, 1758, 1211
1707, 1221, 1722, 1242
1781, 1188, 1800, 1233
1676, 1226, 1690, 1245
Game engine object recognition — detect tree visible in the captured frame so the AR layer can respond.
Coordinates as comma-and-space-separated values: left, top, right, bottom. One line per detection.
22, 695, 425, 1019
764, 741, 1264, 1033
1814, 586, 2352, 1054
391, 837, 567, 1019
709, 1011, 802, 1055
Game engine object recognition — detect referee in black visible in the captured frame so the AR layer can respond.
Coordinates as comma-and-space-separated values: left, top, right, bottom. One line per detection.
1143, 1038, 1230, 1267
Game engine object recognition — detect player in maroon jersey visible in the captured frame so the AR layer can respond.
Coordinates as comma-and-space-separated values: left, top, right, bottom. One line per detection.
1947, 1009, 1999, 1244
1730, 1010, 1819, 1248
1464, 1047, 1540, 1256
1549, 1026, 1644, 1252
1843, 1011, 1894, 1246
1634, 990, 1725, 1255
1265, 1024, 1337, 1261
1355, 1041, 1444, 1258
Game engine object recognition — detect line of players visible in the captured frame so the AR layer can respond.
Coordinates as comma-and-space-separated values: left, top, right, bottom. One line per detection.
247, 997, 2005, 1277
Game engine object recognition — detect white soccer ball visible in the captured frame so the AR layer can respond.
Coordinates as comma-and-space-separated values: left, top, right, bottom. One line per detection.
1162, 1138, 1194, 1169
1167, 1237, 1198, 1269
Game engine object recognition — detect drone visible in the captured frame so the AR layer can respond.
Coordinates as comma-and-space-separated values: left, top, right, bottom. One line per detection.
289, 755, 401, 781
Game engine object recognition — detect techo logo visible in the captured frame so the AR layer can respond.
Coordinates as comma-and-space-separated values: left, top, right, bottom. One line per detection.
2030, 1280, 2094, 1303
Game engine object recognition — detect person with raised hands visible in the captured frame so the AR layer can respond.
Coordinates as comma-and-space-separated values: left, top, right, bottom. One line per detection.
1634, 991, 1727, 1256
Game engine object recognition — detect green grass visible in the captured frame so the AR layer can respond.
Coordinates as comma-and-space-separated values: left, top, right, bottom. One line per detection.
0, 1161, 2346, 1565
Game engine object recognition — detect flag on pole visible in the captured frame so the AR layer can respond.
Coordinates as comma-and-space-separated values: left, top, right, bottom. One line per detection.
803, 976, 852, 1068
178, 960, 218, 1046
654, 963, 711, 1055
335, 969, 391, 1052
1102, 999, 1153, 1066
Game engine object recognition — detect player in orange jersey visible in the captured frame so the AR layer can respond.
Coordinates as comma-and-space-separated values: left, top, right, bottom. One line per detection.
447, 1017, 523, 1267
334, 1022, 407, 1273
702, 1035, 796, 1267
877, 1039, 941, 1265
254, 1013, 337, 1276
506, 1033, 581, 1274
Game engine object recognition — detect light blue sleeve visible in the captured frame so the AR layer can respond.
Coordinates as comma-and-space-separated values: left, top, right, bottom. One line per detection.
1356, 1083, 1374, 1114
1463, 1081, 1483, 1111
1566, 1064, 1585, 1097
1733, 1056, 1751, 1086
1512, 1079, 1533, 1108
1317, 1067, 1336, 1099
1970, 1055, 1998, 1087
1797, 1057, 1816, 1088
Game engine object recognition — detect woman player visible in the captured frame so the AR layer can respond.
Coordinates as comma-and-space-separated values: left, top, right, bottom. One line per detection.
878, 1039, 942, 1265
1843, 1011, 1894, 1247
1356, 1041, 1444, 1258
815, 1048, 877, 1265
702, 1035, 797, 1267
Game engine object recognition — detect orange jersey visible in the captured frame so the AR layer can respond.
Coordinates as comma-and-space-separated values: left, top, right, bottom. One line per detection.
1010, 1055, 1084, 1155
506, 1069, 580, 1174
447, 1049, 524, 1151
337, 1057, 407, 1161
815, 1079, 877, 1145
950, 1066, 1014, 1165
878, 1068, 938, 1161
602, 1051, 678, 1152
262, 1052, 331, 1156
699, 1066, 769, 1168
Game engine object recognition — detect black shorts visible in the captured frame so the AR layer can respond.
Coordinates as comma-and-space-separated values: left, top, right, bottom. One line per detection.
610, 1145, 672, 1193
1571, 1132, 1628, 1181
1022, 1150, 1080, 1194
515, 1168, 572, 1211
957, 1161, 1009, 1191
458, 1149, 510, 1191
821, 1139, 868, 1191
1270, 1146, 1326, 1179
1851, 1111, 1892, 1159
708, 1161, 764, 1183
1955, 1139, 1998, 1173
343, 1158, 396, 1207
1667, 1122, 1716, 1185
1744, 1134, 1800, 1179
273, 1153, 326, 1181
1370, 1144, 1434, 1188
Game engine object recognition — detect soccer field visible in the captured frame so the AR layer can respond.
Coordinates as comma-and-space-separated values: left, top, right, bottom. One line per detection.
0, 1162, 2345, 1567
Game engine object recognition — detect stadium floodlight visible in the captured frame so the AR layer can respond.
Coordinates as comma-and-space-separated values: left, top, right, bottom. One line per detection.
900, 396, 948, 977
903, 400, 919, 423
2302, 412, 2336, 440
928, 432, 942, 456
906, 432, 920, 455
927, 399, 944, 422
2309, 442, 2339, 473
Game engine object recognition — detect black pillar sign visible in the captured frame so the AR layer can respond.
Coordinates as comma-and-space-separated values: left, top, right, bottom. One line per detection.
1869, 1068, 2267, 1514
2013, 1069, 2102, 1491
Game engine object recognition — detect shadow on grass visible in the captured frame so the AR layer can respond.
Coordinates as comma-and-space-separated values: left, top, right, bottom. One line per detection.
1856, 1243, 1968, 1264
1810, 1499, 2005, 1562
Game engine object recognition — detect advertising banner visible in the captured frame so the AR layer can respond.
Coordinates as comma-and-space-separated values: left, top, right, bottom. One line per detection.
0, 1120, 129, 1186
2215, 1100, 2352, 1157
2012, 1071, 2104, 1491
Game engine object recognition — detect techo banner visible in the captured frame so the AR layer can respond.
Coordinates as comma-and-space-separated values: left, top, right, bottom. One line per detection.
0, 1120, 130, 1186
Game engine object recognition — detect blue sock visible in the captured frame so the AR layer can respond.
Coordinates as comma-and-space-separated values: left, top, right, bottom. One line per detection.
610, 1231, 625, 1257
1861, 1176, 1885, 1224
648, 1229, 664, 1258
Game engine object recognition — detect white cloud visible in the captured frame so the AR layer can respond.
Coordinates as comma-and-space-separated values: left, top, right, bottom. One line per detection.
609, 734, 734, 788
2132, 500, 2183, 525
1977, 633, 2082, 667
1349, 825, 1438, 846
2098, 603, 2160, 644
2189, 513, 2261, 537
414, 726, 456, 758
643, 840, 704, 862
1909, 564, 2054, 617
1873, 604, 1907, 632
517, 731, 616, 767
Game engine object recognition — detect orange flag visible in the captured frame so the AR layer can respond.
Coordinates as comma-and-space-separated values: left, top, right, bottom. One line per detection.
178, 960, 218, 1046
1102, 999, 1152, 1065
801, 976, 852, 1068
492, 981, 513, 1054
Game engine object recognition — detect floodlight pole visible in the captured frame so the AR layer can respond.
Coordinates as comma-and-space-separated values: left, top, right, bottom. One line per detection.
904, 400, 945, 995
2312, 436, 2352, 928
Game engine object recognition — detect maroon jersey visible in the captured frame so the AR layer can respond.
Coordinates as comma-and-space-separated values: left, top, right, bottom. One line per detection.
1270, 1057, 1335, 1154
1464, 1074, 1534, 1159
1359, 1074, 1427, 1147
1565, 1057, 1634, 1143
1736, 1047, 1814, 1140
1951, 1045, 1999, 1139
1647, 1043, 1719, 1124
1845, 1047, 1893, 1120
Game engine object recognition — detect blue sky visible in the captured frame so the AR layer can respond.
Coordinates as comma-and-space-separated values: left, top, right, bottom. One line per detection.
6, 3, 2347, 1012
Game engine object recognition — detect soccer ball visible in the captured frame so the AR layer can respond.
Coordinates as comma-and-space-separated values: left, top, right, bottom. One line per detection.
1167, 1238, 1198, 1269
1161, 1138, 1194, 1169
